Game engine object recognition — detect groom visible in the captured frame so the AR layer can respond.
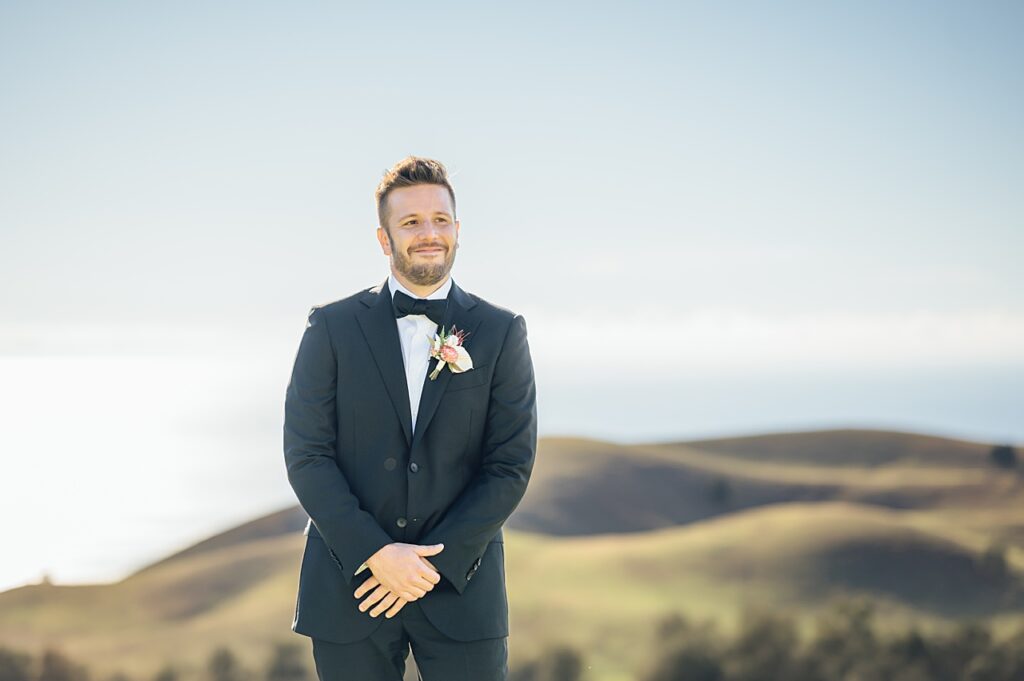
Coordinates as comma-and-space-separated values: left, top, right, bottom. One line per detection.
283, 156, 538, 680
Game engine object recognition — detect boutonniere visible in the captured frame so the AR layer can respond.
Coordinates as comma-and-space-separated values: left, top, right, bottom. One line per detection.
426, 325, 473, 380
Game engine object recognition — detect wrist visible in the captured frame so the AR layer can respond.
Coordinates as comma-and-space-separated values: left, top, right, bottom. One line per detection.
366, 542, 394, 570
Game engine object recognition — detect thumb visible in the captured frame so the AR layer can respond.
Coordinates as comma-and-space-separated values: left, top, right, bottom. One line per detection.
414, 543, 445, 555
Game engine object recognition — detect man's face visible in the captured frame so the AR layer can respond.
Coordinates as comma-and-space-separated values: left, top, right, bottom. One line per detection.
377, 184, 460, 287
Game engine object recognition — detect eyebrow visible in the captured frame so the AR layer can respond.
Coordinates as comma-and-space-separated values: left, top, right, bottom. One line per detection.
396, 212, 452, 222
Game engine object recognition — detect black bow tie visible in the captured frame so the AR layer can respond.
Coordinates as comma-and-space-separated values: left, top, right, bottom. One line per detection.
393, 290, 447, 326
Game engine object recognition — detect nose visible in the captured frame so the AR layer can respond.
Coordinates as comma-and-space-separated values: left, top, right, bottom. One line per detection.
416, 220, 445, 245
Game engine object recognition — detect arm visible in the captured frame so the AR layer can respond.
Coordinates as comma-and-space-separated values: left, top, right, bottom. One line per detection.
284, 305, 394, 585
417, 314, 538, 595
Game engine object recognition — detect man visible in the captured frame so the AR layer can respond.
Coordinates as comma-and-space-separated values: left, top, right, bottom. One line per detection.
283, 156, 538, 681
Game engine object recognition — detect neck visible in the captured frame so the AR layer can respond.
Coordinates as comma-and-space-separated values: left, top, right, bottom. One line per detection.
391, 268, 450, 298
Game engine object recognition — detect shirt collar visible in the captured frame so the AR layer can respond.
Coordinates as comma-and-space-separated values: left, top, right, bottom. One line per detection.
388, 271, 453, 301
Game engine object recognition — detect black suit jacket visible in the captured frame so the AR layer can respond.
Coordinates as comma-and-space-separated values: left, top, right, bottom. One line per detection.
283, 276, 538, 643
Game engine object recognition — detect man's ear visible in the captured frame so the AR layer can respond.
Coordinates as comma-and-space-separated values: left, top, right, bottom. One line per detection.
377, 226, 392, 255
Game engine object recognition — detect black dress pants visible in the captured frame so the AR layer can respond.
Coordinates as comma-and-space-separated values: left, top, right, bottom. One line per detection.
310, 597, 509, 681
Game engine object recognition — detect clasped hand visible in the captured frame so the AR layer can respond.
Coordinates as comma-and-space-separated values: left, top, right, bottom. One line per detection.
353, 542, 444, 618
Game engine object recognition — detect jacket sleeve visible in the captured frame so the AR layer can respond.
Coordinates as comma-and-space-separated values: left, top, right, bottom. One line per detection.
283, 305, 394, 585
417, 313, 538, 594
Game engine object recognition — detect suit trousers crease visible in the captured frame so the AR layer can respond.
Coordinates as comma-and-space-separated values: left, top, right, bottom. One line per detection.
310, 598, 509, 681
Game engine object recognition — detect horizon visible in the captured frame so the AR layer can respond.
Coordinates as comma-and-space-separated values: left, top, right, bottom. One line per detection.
3, 424, 1016, 595
2, 1, 1022, 594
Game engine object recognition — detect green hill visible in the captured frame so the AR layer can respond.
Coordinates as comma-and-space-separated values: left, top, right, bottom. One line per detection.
510, 430, 1024, 538
668, 427, 996, 468
1, 428, 1022, 681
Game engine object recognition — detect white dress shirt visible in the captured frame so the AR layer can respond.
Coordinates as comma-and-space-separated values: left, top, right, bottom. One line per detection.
355, 271, 452, 577
388, 271, 453, 435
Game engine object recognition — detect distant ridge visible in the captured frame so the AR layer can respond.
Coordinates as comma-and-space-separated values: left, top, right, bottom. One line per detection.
125, 428, 1022, 575
127, 505, 308, 577
665, 427, 999, 467
506, 428, 1021, 536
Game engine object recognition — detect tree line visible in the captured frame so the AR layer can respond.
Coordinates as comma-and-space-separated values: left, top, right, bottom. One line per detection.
3, 598, 1024, 681
0, 643, 308, 681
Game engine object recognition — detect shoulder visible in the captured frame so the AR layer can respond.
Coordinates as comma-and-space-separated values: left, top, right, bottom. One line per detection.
301, 284, 380, 325
459, 287, 529, 342
314, 283, 383, 314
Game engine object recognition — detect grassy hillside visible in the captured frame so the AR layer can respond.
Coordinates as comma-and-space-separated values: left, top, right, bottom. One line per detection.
1, 428, 1022, 681
3, 507, 1021, 681
672, 427, 998, 468
509, 430, 1024, 541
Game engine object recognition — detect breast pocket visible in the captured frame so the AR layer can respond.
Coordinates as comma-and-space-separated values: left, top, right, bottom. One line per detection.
445, 363, 490, 392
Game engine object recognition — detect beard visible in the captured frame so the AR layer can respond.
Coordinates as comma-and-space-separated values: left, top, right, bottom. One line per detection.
390, 237, 458, 286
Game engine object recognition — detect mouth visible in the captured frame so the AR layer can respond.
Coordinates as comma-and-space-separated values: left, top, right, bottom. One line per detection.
413, 247, 445, 255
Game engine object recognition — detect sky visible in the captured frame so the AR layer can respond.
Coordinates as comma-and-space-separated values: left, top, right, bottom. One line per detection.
1, 1, 1022, 592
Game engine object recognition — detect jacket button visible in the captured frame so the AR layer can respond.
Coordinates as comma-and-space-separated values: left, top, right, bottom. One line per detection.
396, 517, 407, 528
409, 462, 419, 473
384, 457, 397, 471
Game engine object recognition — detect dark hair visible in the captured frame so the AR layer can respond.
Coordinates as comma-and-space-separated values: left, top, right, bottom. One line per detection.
375, 156, 457, 233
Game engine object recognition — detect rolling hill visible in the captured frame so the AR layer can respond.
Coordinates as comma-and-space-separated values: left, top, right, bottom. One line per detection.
1, 428, 1022, 681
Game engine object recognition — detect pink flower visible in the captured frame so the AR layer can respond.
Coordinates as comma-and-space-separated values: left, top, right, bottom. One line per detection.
426, 324, 474, 380
440, 344, 459, 363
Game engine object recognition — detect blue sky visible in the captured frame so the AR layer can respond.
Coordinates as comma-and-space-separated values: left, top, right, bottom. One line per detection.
3, 1, 1021, 326
0, 1, 1021, 589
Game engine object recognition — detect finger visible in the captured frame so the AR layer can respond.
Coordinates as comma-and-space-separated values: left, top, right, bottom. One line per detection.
354, 573, 382, 602
418, 558, 440, 578
412, 574, 436, 591
385, 598, 408, 618
414, 566, 439, 587
413, 543, 444, 555
358, 585, 389, 612
371, 592, 399, 617
353, 577, 378, 599
400, 586, 427, 600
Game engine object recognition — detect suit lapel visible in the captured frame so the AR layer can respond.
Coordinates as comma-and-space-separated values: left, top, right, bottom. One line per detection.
412, 279, 481, 447
356, 278, 414, 447
355, 276, 482, 450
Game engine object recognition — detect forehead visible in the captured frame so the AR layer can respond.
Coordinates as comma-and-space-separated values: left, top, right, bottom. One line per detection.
386, 184, 454, 219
